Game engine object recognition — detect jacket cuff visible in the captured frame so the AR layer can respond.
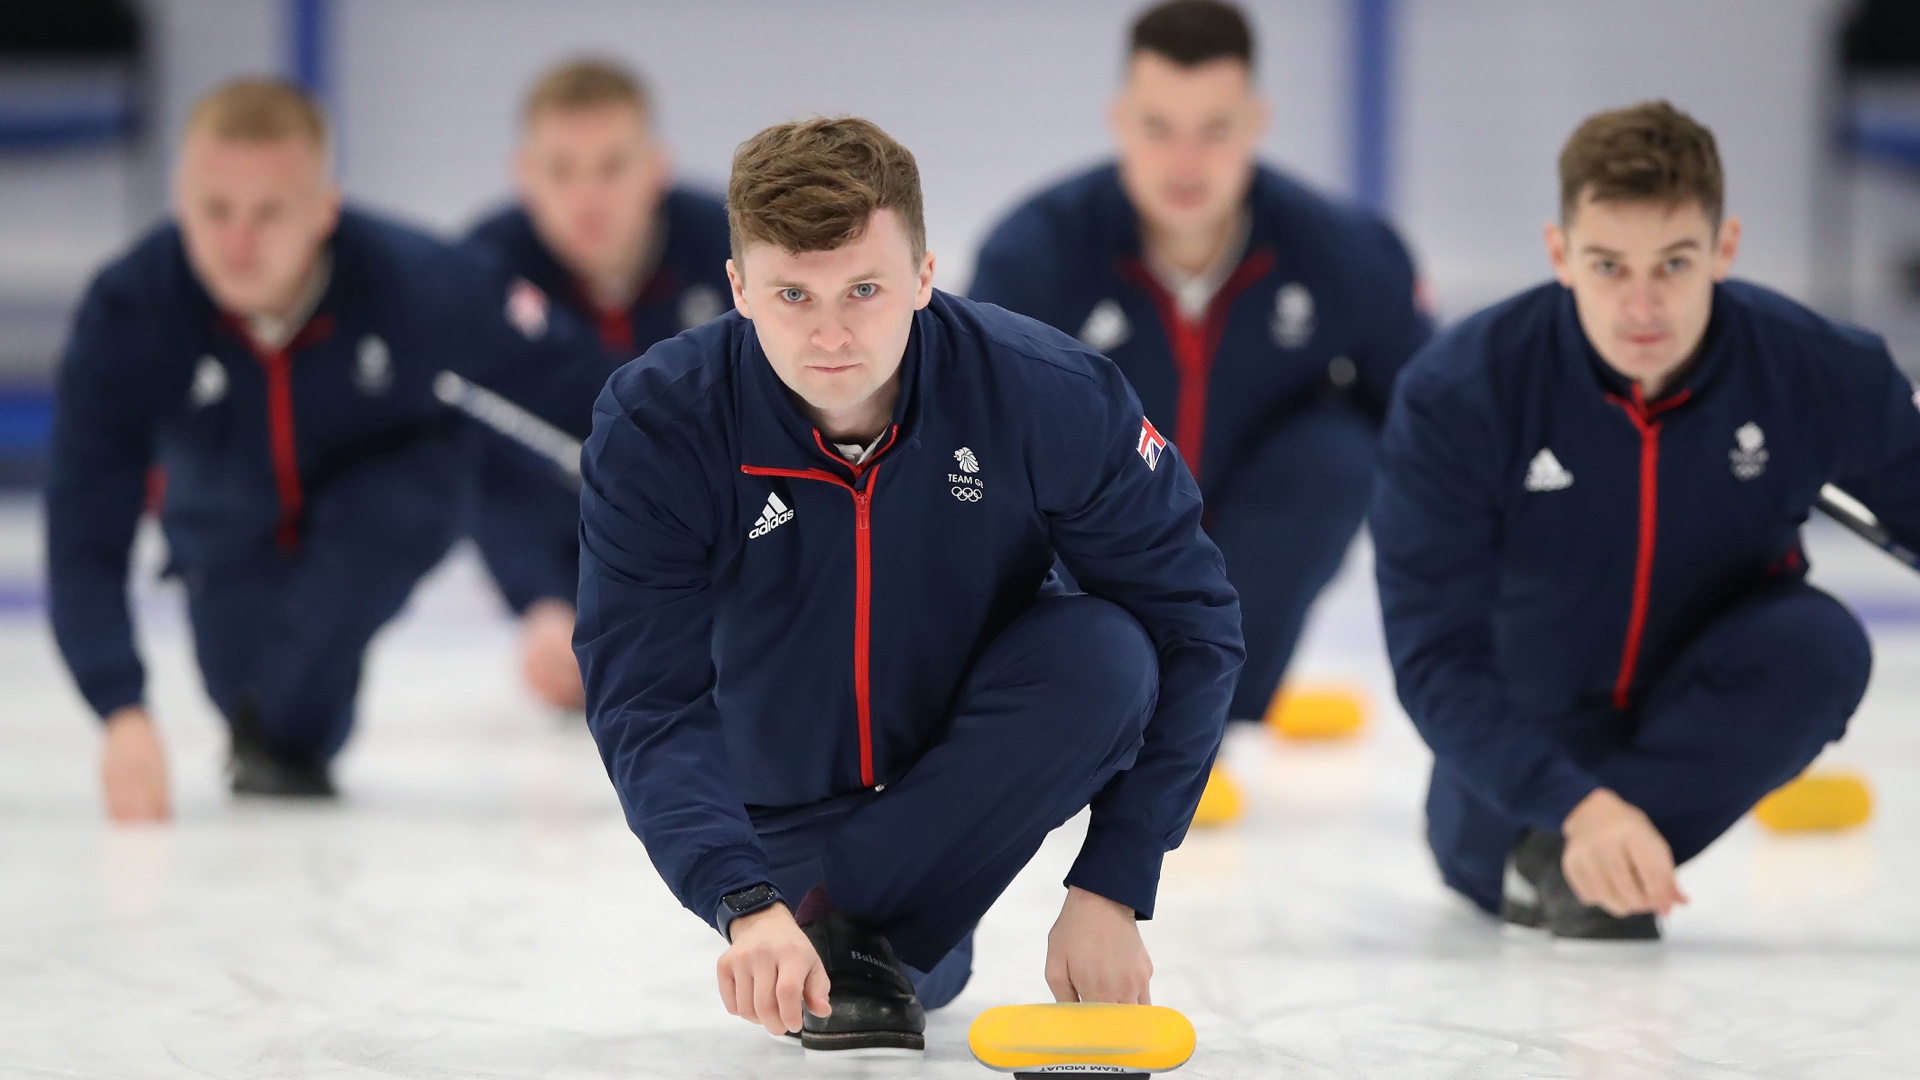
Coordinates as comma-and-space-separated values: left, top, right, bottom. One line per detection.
684, 843, 775, 934
1064, 817, 1166, 920
82, 673, 145, 722
1510, 755, 1603, 833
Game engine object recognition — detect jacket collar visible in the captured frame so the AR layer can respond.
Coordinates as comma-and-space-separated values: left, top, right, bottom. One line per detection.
1557, 283, 1732, 411
737, 302, 929, 476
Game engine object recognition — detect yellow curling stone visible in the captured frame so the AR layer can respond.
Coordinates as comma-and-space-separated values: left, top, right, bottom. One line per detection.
969, 1003, 1196, 1077
1265, 683, 1368, 740
1754, 770, 1873, 833
1188, 765, 1243, 827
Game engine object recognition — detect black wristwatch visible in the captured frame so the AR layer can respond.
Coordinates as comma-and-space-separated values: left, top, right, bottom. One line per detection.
720, 883, 781, 919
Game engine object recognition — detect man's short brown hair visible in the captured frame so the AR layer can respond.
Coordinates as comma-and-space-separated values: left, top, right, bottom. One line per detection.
726, 117, 925, 269
522, 57, 650, 126
186, 78, 329, 148
1559, 100, 1725, 227
1130, 0, 1255, 71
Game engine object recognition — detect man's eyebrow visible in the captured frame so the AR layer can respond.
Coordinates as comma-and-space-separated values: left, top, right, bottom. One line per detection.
1578, 238, 1703, 257
763, 269, 885, 289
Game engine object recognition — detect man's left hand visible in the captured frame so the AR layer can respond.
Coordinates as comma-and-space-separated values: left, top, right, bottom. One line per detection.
521, 599, 585, 710
1044, 885, 1152, 1005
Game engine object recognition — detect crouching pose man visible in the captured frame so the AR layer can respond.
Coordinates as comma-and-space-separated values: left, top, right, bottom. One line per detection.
1373, 101, 1920, 940
575, 118, 1243, 1051
48, 80, 615, 817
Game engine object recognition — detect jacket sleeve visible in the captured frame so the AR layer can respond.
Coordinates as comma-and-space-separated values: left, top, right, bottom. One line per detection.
1346, 218, 1434, 423
574, 377, 772, 932
1826, 337, 1920, 550
1371, 365, 1601, 829
1037, 358, 1245, 919
469, 437, 581, 614
45, 277, 163, 719
444, 248, 619, 441
968, 211, 1062, 326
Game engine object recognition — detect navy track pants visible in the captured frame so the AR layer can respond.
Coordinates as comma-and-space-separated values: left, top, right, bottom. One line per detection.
1206, 403, 1377, 719
180, 437, 467, 762
1428, 580, 1873, 913
750, 593, 1160, 1008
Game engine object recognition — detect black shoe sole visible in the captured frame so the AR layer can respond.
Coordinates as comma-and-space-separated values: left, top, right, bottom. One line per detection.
798, 1028, 925, 1053
1500, 897, 1545, 930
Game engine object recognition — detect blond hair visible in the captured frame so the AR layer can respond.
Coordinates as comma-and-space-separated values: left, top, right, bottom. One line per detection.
523, 57, 650, 126
186, 78, 329, 148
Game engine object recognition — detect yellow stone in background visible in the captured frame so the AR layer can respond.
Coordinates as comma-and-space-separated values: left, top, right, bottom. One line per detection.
1266, 683, 1369, 740
969, 1003, 1197, 1074
1189, 764, 1243, 827
1754, 770, 1874, 832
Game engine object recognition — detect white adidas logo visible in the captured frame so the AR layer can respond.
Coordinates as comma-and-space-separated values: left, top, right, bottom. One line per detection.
748, 492, 794, 539
1524, 448, 1573, 492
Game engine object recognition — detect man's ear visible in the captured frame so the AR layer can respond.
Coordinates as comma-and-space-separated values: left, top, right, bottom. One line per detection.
726, 258, 752, 319
914, 250, 937, 309
1712, 215, 1742, 282
1545, 220, 1574, 288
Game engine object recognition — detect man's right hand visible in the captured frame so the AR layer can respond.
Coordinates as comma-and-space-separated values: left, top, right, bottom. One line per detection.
1561, 787, 1688, 917
716, 903, 831, 1036
101, 705, 170, 823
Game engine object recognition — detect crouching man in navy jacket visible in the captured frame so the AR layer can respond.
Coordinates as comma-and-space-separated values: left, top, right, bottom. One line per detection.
461, 58, 732, 710
972, 0, 1430, 725
48, 81, 616, 819
576, 118, 1243, 1052
1373, 101, 1920, 941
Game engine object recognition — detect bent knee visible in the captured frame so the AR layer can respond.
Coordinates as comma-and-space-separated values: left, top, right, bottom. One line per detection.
1010, 595, 1158, 719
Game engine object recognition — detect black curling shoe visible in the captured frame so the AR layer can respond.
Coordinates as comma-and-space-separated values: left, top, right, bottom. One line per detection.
226, 704, 336, 799
1502, 830, 1659, 941
800, 911, 926, 1053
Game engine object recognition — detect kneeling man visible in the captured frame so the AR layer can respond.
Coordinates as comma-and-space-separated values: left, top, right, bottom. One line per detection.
576, 118, 1243, 1050
1374, 101, 1920, 940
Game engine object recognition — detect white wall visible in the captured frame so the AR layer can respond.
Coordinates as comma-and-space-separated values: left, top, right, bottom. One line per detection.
0, 0, 1879, 375
330, 0, 1345, 292
1399, 0, 1852, 315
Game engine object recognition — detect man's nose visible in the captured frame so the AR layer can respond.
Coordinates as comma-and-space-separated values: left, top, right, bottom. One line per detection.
1622, 281, 1662, 324
811, 311, 853, 352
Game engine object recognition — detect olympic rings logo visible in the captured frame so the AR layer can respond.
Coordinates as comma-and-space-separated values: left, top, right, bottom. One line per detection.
951, 486, 983, 503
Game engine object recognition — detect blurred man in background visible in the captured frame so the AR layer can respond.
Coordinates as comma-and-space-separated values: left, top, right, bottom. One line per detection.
1374, 101, 1920, 939
972, 0, 1431, 726
463, 58, 730, 709
47, 79, 615, 819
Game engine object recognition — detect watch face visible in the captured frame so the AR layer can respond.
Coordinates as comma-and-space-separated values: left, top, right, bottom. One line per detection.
725, 884, 776, 913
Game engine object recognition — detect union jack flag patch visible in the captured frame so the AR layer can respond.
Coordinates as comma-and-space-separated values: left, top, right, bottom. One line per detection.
506, 278, 550, 341
1136, 417, 1168, 471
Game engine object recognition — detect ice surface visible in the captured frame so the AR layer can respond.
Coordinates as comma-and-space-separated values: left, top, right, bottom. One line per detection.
3, 494, 1918, 1078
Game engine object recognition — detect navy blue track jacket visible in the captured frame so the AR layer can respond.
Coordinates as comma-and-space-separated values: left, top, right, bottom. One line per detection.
575, 290, 1245, 929
970, 163, 1431, 494
1373, 280, 1920, 829
48, 209, 616, 719
461, 190, 732, 611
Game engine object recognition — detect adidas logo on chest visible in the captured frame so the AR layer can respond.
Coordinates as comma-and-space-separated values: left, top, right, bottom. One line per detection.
1524, 448, 1573, 492
748, 492, 794, 539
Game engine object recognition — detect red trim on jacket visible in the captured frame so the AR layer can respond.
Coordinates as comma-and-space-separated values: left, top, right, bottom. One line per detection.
220, 313, 337, 552
574, 267, 684, 356
1604, 385, 1693, 709
740, 424, 899, 788
1118, 248, 1277, 480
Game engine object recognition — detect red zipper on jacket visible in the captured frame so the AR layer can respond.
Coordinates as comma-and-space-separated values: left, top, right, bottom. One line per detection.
739, 424, 898, 788
221, 313, 336, 552
1604, 385, 1692, 709
1119, 249, 1276, 480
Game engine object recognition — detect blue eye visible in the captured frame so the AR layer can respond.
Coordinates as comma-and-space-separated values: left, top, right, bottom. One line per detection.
780, 288, 805, 303
851, 283, 877, 299
1664, 257, 1690, 274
